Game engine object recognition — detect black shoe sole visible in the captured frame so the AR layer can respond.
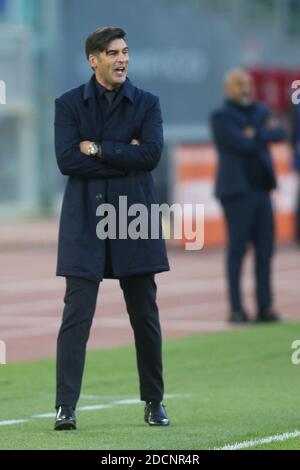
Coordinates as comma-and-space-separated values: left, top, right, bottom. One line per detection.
144, 416, 170, 426
229, 318, 250, 324
255, 317, 281, 323
146, 420, 170, 426
54, 420, 76, 431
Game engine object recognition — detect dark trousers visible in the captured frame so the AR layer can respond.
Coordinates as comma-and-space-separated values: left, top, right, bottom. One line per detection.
221, 189, 274, 313
56, 274, 164, 409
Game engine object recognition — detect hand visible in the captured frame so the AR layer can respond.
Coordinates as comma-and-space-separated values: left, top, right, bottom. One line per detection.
243, 126, 256, 138
131, 139, 140, 146
265, 117, 280, 129
80, 141, 93, 155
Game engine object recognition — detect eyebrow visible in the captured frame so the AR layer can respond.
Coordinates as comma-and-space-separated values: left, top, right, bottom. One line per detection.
106, 47, 129, 54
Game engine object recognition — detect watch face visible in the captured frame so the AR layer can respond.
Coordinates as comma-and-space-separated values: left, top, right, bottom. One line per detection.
90, 143, 98, 155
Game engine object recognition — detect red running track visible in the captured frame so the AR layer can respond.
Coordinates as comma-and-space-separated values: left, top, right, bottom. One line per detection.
0, 244, 299, 363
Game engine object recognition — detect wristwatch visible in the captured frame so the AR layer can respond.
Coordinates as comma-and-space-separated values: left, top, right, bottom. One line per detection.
88, 142, 101, 157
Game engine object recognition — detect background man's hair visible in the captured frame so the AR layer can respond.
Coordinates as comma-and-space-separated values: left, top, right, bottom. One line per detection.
85, 26, 127, 59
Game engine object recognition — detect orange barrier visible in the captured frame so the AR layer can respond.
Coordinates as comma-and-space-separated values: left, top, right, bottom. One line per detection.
173, 143, 298, 247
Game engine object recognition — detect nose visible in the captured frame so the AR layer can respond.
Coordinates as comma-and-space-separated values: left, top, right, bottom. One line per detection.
116, 52, 128, 62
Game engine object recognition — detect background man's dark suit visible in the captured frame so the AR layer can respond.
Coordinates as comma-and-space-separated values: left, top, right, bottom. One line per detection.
288, 102, 300, 245
54, 74, 169, 409
211, 100, 286, 319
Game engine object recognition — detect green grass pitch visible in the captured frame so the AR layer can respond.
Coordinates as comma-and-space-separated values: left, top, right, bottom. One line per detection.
0, 322, 299, 450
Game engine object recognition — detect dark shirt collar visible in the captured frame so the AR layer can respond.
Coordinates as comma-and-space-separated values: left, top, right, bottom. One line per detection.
84, 74, 135, 103
95, 79, 119, 98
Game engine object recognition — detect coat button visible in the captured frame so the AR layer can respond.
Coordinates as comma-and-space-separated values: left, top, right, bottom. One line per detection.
96, 193, 103, 200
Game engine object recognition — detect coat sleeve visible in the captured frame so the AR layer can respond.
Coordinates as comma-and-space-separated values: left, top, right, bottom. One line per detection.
54, 98, 127, 178
211, 111, 262, 155
100, 95, 163, 171
256, 106, 287, 143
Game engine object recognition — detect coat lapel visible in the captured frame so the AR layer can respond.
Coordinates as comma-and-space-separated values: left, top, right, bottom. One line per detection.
82, 75, 136, 139
83, 75, 104, 140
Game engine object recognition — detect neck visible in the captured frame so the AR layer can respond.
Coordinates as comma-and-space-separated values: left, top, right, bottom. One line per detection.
95, 74, 121, 91
226, 97, 252, 108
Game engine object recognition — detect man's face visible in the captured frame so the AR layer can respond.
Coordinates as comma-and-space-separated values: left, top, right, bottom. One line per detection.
89, 38, 129, 89
226, 72, 253, 106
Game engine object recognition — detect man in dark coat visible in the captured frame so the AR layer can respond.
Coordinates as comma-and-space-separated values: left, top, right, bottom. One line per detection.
54, 27, 170, 430
288, 102, 300, 246
211, 68, 286, 324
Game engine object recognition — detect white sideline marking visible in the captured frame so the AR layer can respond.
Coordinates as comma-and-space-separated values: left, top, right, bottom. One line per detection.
32, 413, 55, 419
113, 398, 144, 405
78, 404, 112, 411
0, 419, 29, 426
214, 430, 300, 450
0, 393, 191, 427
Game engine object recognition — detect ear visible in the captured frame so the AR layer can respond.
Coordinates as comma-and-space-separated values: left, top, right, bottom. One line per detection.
88, 54, 98, 70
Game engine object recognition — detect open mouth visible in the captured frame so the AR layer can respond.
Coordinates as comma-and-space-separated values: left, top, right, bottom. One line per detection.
114, 66, 126, 77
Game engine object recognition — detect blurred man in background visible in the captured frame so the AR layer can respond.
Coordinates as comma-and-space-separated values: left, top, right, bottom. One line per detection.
211, 68, 286, 323
288, 102, 300, 247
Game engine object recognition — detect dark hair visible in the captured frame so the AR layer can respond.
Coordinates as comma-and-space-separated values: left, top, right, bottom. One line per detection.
85, 26, 126, 59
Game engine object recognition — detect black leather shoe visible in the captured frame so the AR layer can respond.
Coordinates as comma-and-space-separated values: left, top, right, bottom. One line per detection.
229, 309, 250, 323
54, 405, 76, 431
144, 401, 170, 426
256, 309, 281, 323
